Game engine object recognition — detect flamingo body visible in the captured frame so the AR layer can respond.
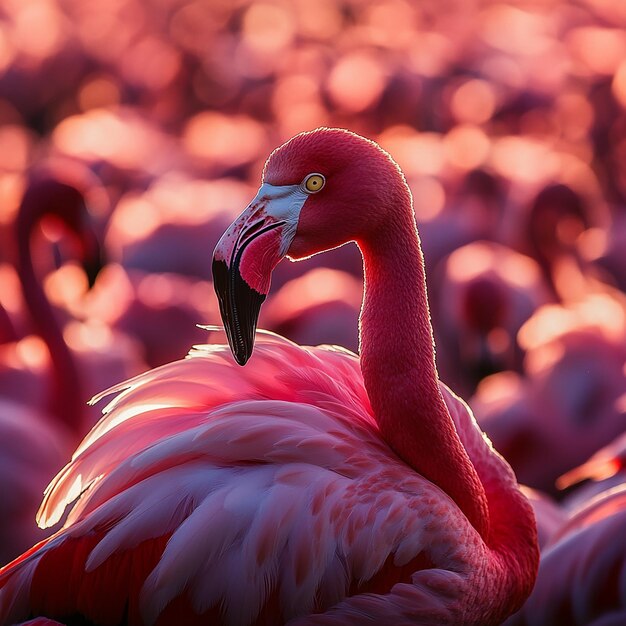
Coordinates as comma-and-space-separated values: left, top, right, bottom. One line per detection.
559, 432, 626, 511
472, 315, 626, 494
0, 400, 69, 564
4, 335, 519, 625
518, 486, 566, 550
505, 487, 626, 625
0, 128, 538, 625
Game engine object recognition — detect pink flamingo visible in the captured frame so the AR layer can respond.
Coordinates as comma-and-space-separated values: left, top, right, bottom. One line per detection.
430, 240, 549, 396
0, 167, 143, 563
81, 263, 216, 368
6, 165, 103, 433
558, 431, 626, 512
8, 164, 143, 434
0, 399, 69, 565
511, 182, 609, 302
504, 485, 626, 625
518, 486, 567, 551
471, 299, 626, 495
0, 129, 538, 625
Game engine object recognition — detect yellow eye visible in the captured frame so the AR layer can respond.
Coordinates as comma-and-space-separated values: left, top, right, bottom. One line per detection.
303, 173, 325, 193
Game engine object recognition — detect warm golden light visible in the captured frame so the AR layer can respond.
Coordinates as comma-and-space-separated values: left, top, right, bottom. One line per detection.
242, 3, 295, 55
327, 52, 387, 113
612, 60, 626, 109
450, 80, 497, 125
378, 127, 444, 177
444, 125, 491, 171
53, 109, 169, 171
567, 27, 626, 75
10, 0, 66, 60
491, 136, 560, 183
78, 76, 122, 111
183, 112, 266, 167
0, 125, 33, 173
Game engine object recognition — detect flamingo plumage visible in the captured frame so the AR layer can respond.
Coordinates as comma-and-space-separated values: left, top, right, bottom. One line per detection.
0, 399, 69, 564
505, 486, 626, 625
558, 432, 626, 512
0, 128, 538, 625
8, 164, 145, 434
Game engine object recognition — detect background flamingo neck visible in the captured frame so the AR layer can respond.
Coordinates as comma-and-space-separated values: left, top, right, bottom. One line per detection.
358, 210, 490, 538
16, 214, 84, 435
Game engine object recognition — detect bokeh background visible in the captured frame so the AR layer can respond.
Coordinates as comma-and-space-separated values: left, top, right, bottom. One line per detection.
0, 0, 625, 570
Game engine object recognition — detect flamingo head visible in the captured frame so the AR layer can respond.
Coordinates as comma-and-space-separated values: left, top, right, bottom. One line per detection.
213, 127, 409, 365
19, 169, 106, 287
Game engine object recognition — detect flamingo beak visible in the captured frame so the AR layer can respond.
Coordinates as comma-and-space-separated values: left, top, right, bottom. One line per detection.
212, 182, 308, 365
80, 214, 105, 289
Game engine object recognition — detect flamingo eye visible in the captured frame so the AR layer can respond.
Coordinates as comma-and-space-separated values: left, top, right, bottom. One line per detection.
302, 173, 325, 193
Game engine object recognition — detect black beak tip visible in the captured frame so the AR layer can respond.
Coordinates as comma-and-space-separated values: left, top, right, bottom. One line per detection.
233, 348, 250, 366
212, 257, 266, 367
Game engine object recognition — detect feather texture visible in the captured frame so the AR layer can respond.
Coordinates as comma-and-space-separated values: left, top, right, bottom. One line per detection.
0, 333, 509, 625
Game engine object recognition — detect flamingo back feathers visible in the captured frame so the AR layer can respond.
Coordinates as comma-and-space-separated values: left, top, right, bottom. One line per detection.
1, 333, 503, 625
506, 487, 626, 625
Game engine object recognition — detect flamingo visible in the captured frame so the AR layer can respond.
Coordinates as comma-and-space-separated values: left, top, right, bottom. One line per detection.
430, 240, 549, 396
0, 128, 538, 625
81, 263, 216, 368
558, 431, 626, 512
12, 166, 102, 432
0, 165, 143, 562
471, 297, 626, 495
512, 182, 608, 302
0, 399, 69, 564
504, 485, 626, 625
8, 164, 144, 434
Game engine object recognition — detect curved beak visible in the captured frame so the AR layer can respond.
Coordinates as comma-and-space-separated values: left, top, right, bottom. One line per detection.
81, 224, 105, 289
212, 183, 308, 365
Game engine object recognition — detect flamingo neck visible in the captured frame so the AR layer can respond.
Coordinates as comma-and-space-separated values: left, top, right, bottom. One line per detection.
358, 207, 490, 539
16, 212, 84, 435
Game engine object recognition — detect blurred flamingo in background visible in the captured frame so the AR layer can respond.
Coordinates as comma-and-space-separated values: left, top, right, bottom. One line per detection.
5, 163, 146, 429
514, 183, 608, 301
431, 240, 549, 396
505, 486, 626, 625
472, 298, 626, 496
0, 129, 538, 625
0, 164, 144, 563
259, 267, 362, 354
0, 400, 69, 564
11, 163, 106, 432
81, 264, 215, 368
518, 486, 566, 551
558, 431, 626, 512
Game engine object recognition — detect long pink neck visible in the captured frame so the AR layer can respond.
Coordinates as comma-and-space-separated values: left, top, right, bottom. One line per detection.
16, 210, 84, 435
358, 206, 490, 539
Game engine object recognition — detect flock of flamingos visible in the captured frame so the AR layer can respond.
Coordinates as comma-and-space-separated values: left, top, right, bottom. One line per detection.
0, 0, 625, 624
